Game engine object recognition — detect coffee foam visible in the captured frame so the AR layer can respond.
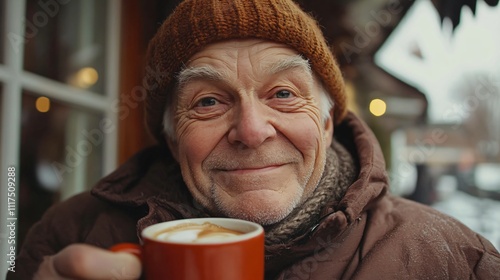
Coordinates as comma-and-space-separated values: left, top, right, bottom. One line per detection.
154, 222, 244, 243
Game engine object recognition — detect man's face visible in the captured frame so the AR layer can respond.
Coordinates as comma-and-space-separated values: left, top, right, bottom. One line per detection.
169, 39, 333, 225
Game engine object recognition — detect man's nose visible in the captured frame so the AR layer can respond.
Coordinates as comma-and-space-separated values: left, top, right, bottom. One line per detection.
227, 102, 276, 148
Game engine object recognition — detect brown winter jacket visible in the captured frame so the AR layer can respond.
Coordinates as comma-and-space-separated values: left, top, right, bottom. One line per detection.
9, 113, 500, 279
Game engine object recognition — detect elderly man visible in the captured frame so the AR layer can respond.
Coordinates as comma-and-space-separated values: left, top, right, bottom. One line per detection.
10, 0, 500, 279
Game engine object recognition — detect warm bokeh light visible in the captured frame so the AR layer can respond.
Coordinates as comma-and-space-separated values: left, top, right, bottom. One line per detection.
369, 98, 387, 117
36, 96, 51, 113
345, 81, 360, 115
74, 67, 99, 88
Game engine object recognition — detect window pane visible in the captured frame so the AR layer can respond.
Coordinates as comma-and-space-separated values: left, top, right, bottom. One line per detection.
0, 86, 3, 160
18, 91, 104, 247
0, 0, 4, 64
23, 0, 108, 93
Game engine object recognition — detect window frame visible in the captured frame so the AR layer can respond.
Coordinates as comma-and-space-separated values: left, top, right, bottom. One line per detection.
0, 0, 121, 275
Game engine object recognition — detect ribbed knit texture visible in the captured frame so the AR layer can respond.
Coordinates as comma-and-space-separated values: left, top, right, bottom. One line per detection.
264, 140, 357, 245
145, 0, 347, 143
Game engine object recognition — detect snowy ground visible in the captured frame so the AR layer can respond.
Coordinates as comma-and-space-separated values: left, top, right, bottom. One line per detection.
432, 190, 500, 251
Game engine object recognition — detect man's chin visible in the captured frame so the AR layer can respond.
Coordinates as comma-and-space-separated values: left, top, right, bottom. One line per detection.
214, 190, 300, 225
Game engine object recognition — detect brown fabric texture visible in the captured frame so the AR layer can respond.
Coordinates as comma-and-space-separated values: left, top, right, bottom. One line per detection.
145, 0, 347, 143
9, 113, 500, 280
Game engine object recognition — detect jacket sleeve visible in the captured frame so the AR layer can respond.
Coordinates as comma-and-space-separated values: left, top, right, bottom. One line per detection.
6, 192, 109, 280
473, 237, 500, 279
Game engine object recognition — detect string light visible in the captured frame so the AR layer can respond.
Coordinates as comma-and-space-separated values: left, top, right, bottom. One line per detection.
370, 98, 387, 117
71, 67, 99, 88
36, 96, 50, 113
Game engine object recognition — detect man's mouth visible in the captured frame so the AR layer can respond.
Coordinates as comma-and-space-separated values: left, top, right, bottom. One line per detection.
219, 164, 285, 175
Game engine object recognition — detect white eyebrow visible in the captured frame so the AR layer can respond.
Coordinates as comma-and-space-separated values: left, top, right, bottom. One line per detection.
176, 55, 313, 88
176, 65, 227, 89
263, 55, 312, 77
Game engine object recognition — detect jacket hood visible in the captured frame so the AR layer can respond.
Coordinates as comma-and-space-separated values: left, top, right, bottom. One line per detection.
335, 112, 389, 223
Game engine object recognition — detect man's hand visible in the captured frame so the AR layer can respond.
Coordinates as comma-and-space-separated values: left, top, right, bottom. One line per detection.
34, 244, 142, 279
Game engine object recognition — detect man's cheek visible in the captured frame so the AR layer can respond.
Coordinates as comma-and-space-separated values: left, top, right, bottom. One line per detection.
288, 120, 322, 149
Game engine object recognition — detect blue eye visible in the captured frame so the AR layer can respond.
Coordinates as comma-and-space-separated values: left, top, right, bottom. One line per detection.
275, 90, 291, 99
197, 97, 218, 107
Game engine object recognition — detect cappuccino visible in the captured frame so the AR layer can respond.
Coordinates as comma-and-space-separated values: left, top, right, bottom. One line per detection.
154, 222, 244, 243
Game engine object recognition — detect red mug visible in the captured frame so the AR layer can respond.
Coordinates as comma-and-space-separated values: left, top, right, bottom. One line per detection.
111, 218, 264, 280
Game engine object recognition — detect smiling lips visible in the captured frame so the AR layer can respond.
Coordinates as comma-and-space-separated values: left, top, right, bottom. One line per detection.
219, 164, 286, 175
204, 145, 302, 177
213, 163, 290, 193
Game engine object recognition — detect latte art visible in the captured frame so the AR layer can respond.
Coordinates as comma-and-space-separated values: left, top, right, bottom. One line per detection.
154, 222, 245, 243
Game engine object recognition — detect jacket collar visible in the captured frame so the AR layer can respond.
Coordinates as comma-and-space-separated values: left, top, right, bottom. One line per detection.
335, 112, 389, 223
91, 144, 175, 207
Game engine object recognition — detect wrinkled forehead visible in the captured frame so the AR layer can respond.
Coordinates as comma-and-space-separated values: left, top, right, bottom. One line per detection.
178, 39, 313, 83
187, 39, 303, 64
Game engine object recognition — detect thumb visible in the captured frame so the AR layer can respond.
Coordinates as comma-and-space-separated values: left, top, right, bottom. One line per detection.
44, 244, 142, 279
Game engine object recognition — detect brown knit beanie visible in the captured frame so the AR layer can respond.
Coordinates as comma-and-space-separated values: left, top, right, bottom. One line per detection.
145, 0, 347, 143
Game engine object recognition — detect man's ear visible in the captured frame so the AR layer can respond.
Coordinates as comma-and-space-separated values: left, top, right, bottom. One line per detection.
167, 137, 180, 162
324, 109, 334, 147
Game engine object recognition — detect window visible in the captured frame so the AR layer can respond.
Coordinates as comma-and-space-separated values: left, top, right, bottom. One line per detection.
0, 0, 121, 275
0, 0, 4, 64
24, 0, 108, 93
0, 86, 3, 160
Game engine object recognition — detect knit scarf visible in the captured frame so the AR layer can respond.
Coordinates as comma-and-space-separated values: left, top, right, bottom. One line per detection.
264, 140, 358, 246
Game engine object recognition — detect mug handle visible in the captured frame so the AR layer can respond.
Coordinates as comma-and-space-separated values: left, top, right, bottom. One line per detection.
110, 243, 143, 261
